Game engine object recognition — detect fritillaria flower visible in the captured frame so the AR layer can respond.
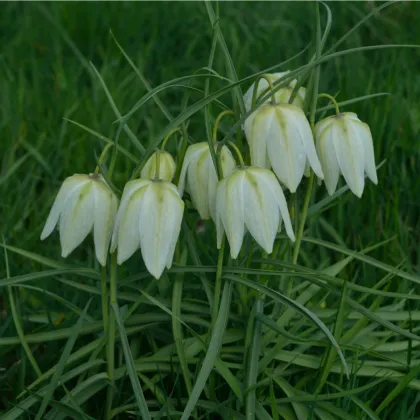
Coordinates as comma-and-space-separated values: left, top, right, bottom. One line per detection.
41, 173, 118, 266
141, 150, 176, 182
315, 112, 378, 197
215, 166, 295, 259
244, 103, 324, 192
111, 178, 184, 279
243, 71, 306, 112
178, 142, 235, 221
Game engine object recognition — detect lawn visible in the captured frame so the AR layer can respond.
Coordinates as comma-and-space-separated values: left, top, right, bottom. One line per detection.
1, 1, 420, 419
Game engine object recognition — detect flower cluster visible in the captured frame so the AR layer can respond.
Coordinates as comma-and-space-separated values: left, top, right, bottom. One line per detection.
41, 72, 378, 279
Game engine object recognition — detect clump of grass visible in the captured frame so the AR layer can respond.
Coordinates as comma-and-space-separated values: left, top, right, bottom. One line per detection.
1, 2, 420, 419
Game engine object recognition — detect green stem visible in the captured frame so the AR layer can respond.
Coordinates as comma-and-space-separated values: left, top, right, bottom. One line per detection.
251, 74, 276, 107
94, 143, 114, 175
106, 252, 117, 420
173, 125, 189, 185
162, 127, 182, 150
212, 110, 235, 144
211, 235, 225, 326
228, 141, 245, 167
292, 172, 314, 266
287, 1, 321, 299
212, 110, 236, 179
318, 93, 340, 115
100, 265, 109, 349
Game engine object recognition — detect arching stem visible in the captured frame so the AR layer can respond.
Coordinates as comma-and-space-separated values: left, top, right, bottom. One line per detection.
318, 93, 340, 115
252, 74, 276, 107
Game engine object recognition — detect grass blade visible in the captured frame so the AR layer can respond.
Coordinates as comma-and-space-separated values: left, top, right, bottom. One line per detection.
180, 280, 233, 420
111, 302, 152, 420
35, 299, 92, 420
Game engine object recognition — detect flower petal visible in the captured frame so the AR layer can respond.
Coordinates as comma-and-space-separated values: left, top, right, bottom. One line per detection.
59, 181, 94, 258
208, 145, 236, 222
244, 105, 272, 169
188, 147, 211, 219
40, 175, 90, 240
111, 179, 148, 253
243, 169, 279, 254
316, 121, 340, 196
255, 170, 295, 242
222, 170, 245, 259
266, 105, 306, 192
141, 151, 176, 182
354, 121, 378, 184
333, 117, 365, 197
92, 179, 118, 266
177, 143, 207, 197
139, 182, 184, 279
283, 105, 324, 181
115, 181, 150, 264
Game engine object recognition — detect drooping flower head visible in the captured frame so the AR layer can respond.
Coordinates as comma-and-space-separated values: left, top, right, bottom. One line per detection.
141, 150, 176, 182
243, 71, 306, 112
178, 142, 235, 221
244, 103, 324, 192
215, 166, 295, 259
111, 178, 184, 279
315, 112, 378, 197
41, 173, 118, 266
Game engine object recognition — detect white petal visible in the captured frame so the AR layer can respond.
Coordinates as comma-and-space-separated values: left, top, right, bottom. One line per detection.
40, 175, 90, 240
266, 106, 306, 192
111, 179, 148, 253
188, 147, 211, 219
354, 121, 378, 184
208, 145, 236, 222
207, 155, 219, 223
138, 182, 184, 279
141, 151, 176, 182
284, 105, 324, 181
219, 145, 236, 179
243, 169, 279, 254
254, 170, 295, 242
333, 118, 365, 198
92, 179, 118, 266
165, 193, 185, 270
177, 143, 207, 197
315, 115, 335, 140
222, 170, 245, 259
244, 105, 272, 169
59, 181, 95, 258
316, 121, 340, 196
116, 181, 150, 264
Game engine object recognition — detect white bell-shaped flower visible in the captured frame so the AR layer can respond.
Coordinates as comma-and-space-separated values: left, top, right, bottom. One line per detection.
111, 179, 184, 279
141, 150, 176, 182
244, 103, 324, 192
243, 71, 306, 112
315, 112, 378, 197
178, 142, 236, 221
41, 173, 118, 266
215, 166, 295, 259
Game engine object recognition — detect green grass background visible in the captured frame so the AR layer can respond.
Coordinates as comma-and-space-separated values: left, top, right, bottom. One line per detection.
1, 1, 420, 419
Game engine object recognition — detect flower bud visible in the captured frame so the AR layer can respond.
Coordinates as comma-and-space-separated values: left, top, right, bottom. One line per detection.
41, 173, 118, 266
315, 112, 378, 197
111, 179, 184, 279
215, 166, 295, 259
178, 142, 235, 221
244, 103, 324, 192
141, 150, 176, 182
243, 71, 306, 112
